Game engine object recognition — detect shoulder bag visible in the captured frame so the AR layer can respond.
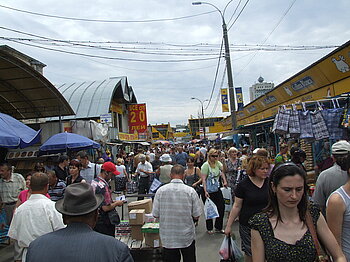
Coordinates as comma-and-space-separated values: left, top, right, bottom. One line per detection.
305, 211, 330, 262
206, 164, 220, 193
108, 208, 121, 225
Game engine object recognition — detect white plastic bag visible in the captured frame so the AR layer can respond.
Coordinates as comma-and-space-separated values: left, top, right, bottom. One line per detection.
221, 187, 232, 212
219, 235, 244, 261
204, 198, 219, 220
149, 178, 162, 193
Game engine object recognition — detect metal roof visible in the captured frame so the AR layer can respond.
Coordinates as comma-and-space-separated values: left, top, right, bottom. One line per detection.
0, 45, 74, 119
51, 77, 137, 120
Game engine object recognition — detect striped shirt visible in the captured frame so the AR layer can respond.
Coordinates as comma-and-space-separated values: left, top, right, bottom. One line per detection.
153, 179, 202, 248
0, 173, 25, 203
48, 180, 66, 201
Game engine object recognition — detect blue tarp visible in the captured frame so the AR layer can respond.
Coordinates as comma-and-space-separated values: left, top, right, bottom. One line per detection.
0, 113, 41, 148
39, 132, 100, 154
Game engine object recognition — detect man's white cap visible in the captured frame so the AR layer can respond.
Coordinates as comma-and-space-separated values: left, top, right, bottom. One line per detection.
332, 140, 350, 155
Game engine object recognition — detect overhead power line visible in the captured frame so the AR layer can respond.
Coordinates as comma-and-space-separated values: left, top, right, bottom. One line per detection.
3, 38, 223, 63
0, 4, 215, 23
228, 0, 250, 31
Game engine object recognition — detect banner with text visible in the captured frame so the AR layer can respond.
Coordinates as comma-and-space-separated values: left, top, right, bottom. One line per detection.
128, 103, 148, 134
235, 87, 244, 111
221, 88, 229, 112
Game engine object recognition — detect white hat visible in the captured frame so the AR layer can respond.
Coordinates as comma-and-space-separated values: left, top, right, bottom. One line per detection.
160, 154, 172, 163
332, 140, 350, 155
253, 148, 260, 154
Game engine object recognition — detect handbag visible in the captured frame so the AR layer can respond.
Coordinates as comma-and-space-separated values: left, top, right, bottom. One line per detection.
305, 211, 330, 262
206, 165, 220, 193
108, 208, 121, 225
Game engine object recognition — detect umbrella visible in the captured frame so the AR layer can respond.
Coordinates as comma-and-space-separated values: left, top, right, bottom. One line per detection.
39, 132, 100, 154
0, 112, 41, 148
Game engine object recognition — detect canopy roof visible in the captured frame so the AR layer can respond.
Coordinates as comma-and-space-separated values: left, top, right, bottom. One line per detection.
49, 77, 137, 120
0, 45, 74, 119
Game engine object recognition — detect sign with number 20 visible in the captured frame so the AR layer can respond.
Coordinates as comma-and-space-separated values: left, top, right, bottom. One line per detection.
128, 103, 148, 133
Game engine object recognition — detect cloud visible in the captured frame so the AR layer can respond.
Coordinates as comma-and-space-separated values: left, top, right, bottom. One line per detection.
0, 0, 349, 126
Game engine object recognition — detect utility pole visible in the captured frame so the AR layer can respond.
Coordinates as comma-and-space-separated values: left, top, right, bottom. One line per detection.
192, 1, 237, 130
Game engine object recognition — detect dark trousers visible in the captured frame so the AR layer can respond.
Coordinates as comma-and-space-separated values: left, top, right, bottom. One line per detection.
138, 176, 149, 200
163, 240, 196, 262
201, 190, 225, 231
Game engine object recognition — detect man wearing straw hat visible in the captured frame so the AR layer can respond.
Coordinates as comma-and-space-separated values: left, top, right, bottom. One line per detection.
26, 183, 133, 262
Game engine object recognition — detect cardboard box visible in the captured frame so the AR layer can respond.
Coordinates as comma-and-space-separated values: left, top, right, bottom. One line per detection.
141, 222, 159, 233
131, 225, 144, 241
115, 220, 131, 237
145, 233, 161, 248
128, 199, 152, 214
129, 209, 145, 225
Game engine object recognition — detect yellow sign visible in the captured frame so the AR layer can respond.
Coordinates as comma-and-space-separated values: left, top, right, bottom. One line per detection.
221, 88, 229, 112
110, 102, 123, 114
119, 132, 139, 141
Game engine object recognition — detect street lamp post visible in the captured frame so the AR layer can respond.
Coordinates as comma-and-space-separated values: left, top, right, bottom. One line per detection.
191, 97, 207, 139
192, 1, 237, 131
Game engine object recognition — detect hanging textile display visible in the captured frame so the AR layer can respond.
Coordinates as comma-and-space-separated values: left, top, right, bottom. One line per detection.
288, 104, 301, 137
272, 106, 290, 135
321, 99, 346, 140
298, 107, 314, 140
310, 110, 329, 140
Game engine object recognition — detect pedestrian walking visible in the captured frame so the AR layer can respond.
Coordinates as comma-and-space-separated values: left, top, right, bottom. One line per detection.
327, 154, 350, 261
249, 163, 345, 262
8, 172, 65, 261
26, 183, 133, 262
153, 165, 202, 262
201, 148, 227, 235
91, 162, 123, 237
313, 140, 350, 216
224, 156, 270, 262
0, 162, 25, 225
135, 154, 153, 200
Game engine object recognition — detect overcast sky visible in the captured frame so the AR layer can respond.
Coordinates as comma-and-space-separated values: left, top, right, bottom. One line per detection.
1, 0, 349, 126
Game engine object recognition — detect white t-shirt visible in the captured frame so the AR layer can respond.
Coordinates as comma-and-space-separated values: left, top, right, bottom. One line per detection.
116, 165, 126, 177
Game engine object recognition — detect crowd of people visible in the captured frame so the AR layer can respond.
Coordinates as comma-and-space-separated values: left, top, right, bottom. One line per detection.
0, 139, 349, 261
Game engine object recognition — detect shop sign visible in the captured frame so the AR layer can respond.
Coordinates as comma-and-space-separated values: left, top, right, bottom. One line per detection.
119, 132, 139, 141
128, 103, 148, 133
291, 76, 314, 91
100, 113, 112, 124
247, 105, 257, 113
262, 95, 277, 105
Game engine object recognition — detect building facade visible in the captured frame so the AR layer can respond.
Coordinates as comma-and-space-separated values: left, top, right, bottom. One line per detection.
249, 76, 274, 101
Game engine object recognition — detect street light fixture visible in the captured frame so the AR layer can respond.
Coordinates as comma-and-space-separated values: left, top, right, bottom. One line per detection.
192, 1, 237, 131
191, 97, 208, 139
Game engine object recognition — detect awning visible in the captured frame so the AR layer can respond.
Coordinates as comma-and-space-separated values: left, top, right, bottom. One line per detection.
138, 142, 150, 146
0, 45, 74, 119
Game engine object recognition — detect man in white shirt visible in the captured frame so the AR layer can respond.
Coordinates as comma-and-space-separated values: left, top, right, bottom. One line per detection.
153, 165, 202, 262
76, 151, 101, 184
136, 154, 153, 200
8, 172, 65, 261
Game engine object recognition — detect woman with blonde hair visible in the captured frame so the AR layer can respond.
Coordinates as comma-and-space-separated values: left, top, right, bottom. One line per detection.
224, 156, 270, 262
201, 148, 228, 234
115, 158, 129, 193
223, 147, 241, 200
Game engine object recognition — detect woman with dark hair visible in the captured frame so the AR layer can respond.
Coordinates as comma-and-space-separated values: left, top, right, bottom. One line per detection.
224, 156, 270, 262
327, 155, 350, 261
66, 159, 86, 185
184, 156, 202, 196
249, 163, 345, 262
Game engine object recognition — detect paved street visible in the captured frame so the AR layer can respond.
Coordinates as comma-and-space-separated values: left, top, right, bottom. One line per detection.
0, 196, 241, 262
